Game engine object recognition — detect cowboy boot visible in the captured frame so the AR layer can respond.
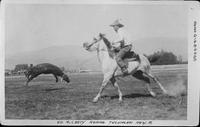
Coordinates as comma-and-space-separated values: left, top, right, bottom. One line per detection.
122, 67, 128, 75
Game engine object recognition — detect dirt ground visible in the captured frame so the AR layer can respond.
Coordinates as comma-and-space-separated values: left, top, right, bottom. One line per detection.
5, 68, 187, 120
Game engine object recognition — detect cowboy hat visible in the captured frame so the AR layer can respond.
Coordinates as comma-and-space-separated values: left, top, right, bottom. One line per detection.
110, 19, 124, 27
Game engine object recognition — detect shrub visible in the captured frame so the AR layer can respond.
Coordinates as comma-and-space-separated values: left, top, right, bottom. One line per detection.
147, 50, 179, 65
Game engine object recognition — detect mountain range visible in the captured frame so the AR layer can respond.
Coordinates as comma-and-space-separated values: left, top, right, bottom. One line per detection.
5, 37, 187, 70
5, 45, 101, 70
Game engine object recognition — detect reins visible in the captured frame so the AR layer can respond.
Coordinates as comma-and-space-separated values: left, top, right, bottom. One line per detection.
86, 37, 102, 49
86, 35, 115, 62
96, 43, 101, 63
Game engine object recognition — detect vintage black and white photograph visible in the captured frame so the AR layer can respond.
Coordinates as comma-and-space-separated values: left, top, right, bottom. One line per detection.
1, 0, 199, 126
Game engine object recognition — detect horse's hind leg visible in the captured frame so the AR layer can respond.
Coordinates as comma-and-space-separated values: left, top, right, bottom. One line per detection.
145, 72, 167, 94
110, 77, 123, 102
93, 74, 111, 103
132, 71, 156, 97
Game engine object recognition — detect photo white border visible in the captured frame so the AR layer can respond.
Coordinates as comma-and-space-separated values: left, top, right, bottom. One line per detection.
0, 0, 199, 126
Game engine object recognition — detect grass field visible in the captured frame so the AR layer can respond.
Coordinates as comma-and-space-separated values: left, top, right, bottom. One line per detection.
5, 65, 187, 120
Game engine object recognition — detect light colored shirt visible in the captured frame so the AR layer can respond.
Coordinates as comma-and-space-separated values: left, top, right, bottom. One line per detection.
112, 28, 132, 48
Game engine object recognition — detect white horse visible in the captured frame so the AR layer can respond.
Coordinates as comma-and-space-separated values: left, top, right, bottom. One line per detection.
83, 34, 167, 102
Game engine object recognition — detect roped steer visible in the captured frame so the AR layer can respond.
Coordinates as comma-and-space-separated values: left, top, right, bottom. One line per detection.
24, 63, 70, 86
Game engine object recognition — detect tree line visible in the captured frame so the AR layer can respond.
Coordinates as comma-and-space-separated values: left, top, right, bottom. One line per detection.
6, 50, 187, 76
145, 50, 187, 65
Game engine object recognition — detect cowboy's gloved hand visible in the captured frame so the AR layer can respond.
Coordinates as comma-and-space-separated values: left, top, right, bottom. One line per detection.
99, 33, 105, 38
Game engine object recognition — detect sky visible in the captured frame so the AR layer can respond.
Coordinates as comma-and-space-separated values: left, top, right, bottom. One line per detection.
5, 3, 188, 60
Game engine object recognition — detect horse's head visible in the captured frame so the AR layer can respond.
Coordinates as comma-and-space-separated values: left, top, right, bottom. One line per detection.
83, 34, 105, 52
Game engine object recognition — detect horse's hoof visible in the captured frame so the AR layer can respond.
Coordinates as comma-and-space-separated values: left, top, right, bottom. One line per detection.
92, 98, 98, 103
119, 97, 123, 102
163, 90, 168, 95
118, 99, 123, 104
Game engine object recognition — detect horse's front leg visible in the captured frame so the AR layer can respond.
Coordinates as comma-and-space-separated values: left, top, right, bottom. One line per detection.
93, 74, 112, 103
110, 77, 123, 102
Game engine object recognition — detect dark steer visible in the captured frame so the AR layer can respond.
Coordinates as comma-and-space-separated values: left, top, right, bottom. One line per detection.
24, 63, 70, 86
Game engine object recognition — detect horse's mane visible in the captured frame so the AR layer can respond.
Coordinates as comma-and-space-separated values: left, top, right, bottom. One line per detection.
101, 36, 115, 58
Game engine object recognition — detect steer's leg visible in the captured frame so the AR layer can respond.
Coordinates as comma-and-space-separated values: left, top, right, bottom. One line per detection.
53, 74, 58, 82
110, 77, 123, 102
93, 74, 112, 103
25, 75, 35, 86
25, 78, 29, 86
60, 77, 63, 82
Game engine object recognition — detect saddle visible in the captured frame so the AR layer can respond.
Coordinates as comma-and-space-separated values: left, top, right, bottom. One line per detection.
123, 51, 139, 61
113, 48, 140, 62
122, 51, 140, 62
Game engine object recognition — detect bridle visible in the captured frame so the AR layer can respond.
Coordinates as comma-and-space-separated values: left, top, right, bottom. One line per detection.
86, 36, 102, 49
85, 35, 106, 63
84, 34, 113, 62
